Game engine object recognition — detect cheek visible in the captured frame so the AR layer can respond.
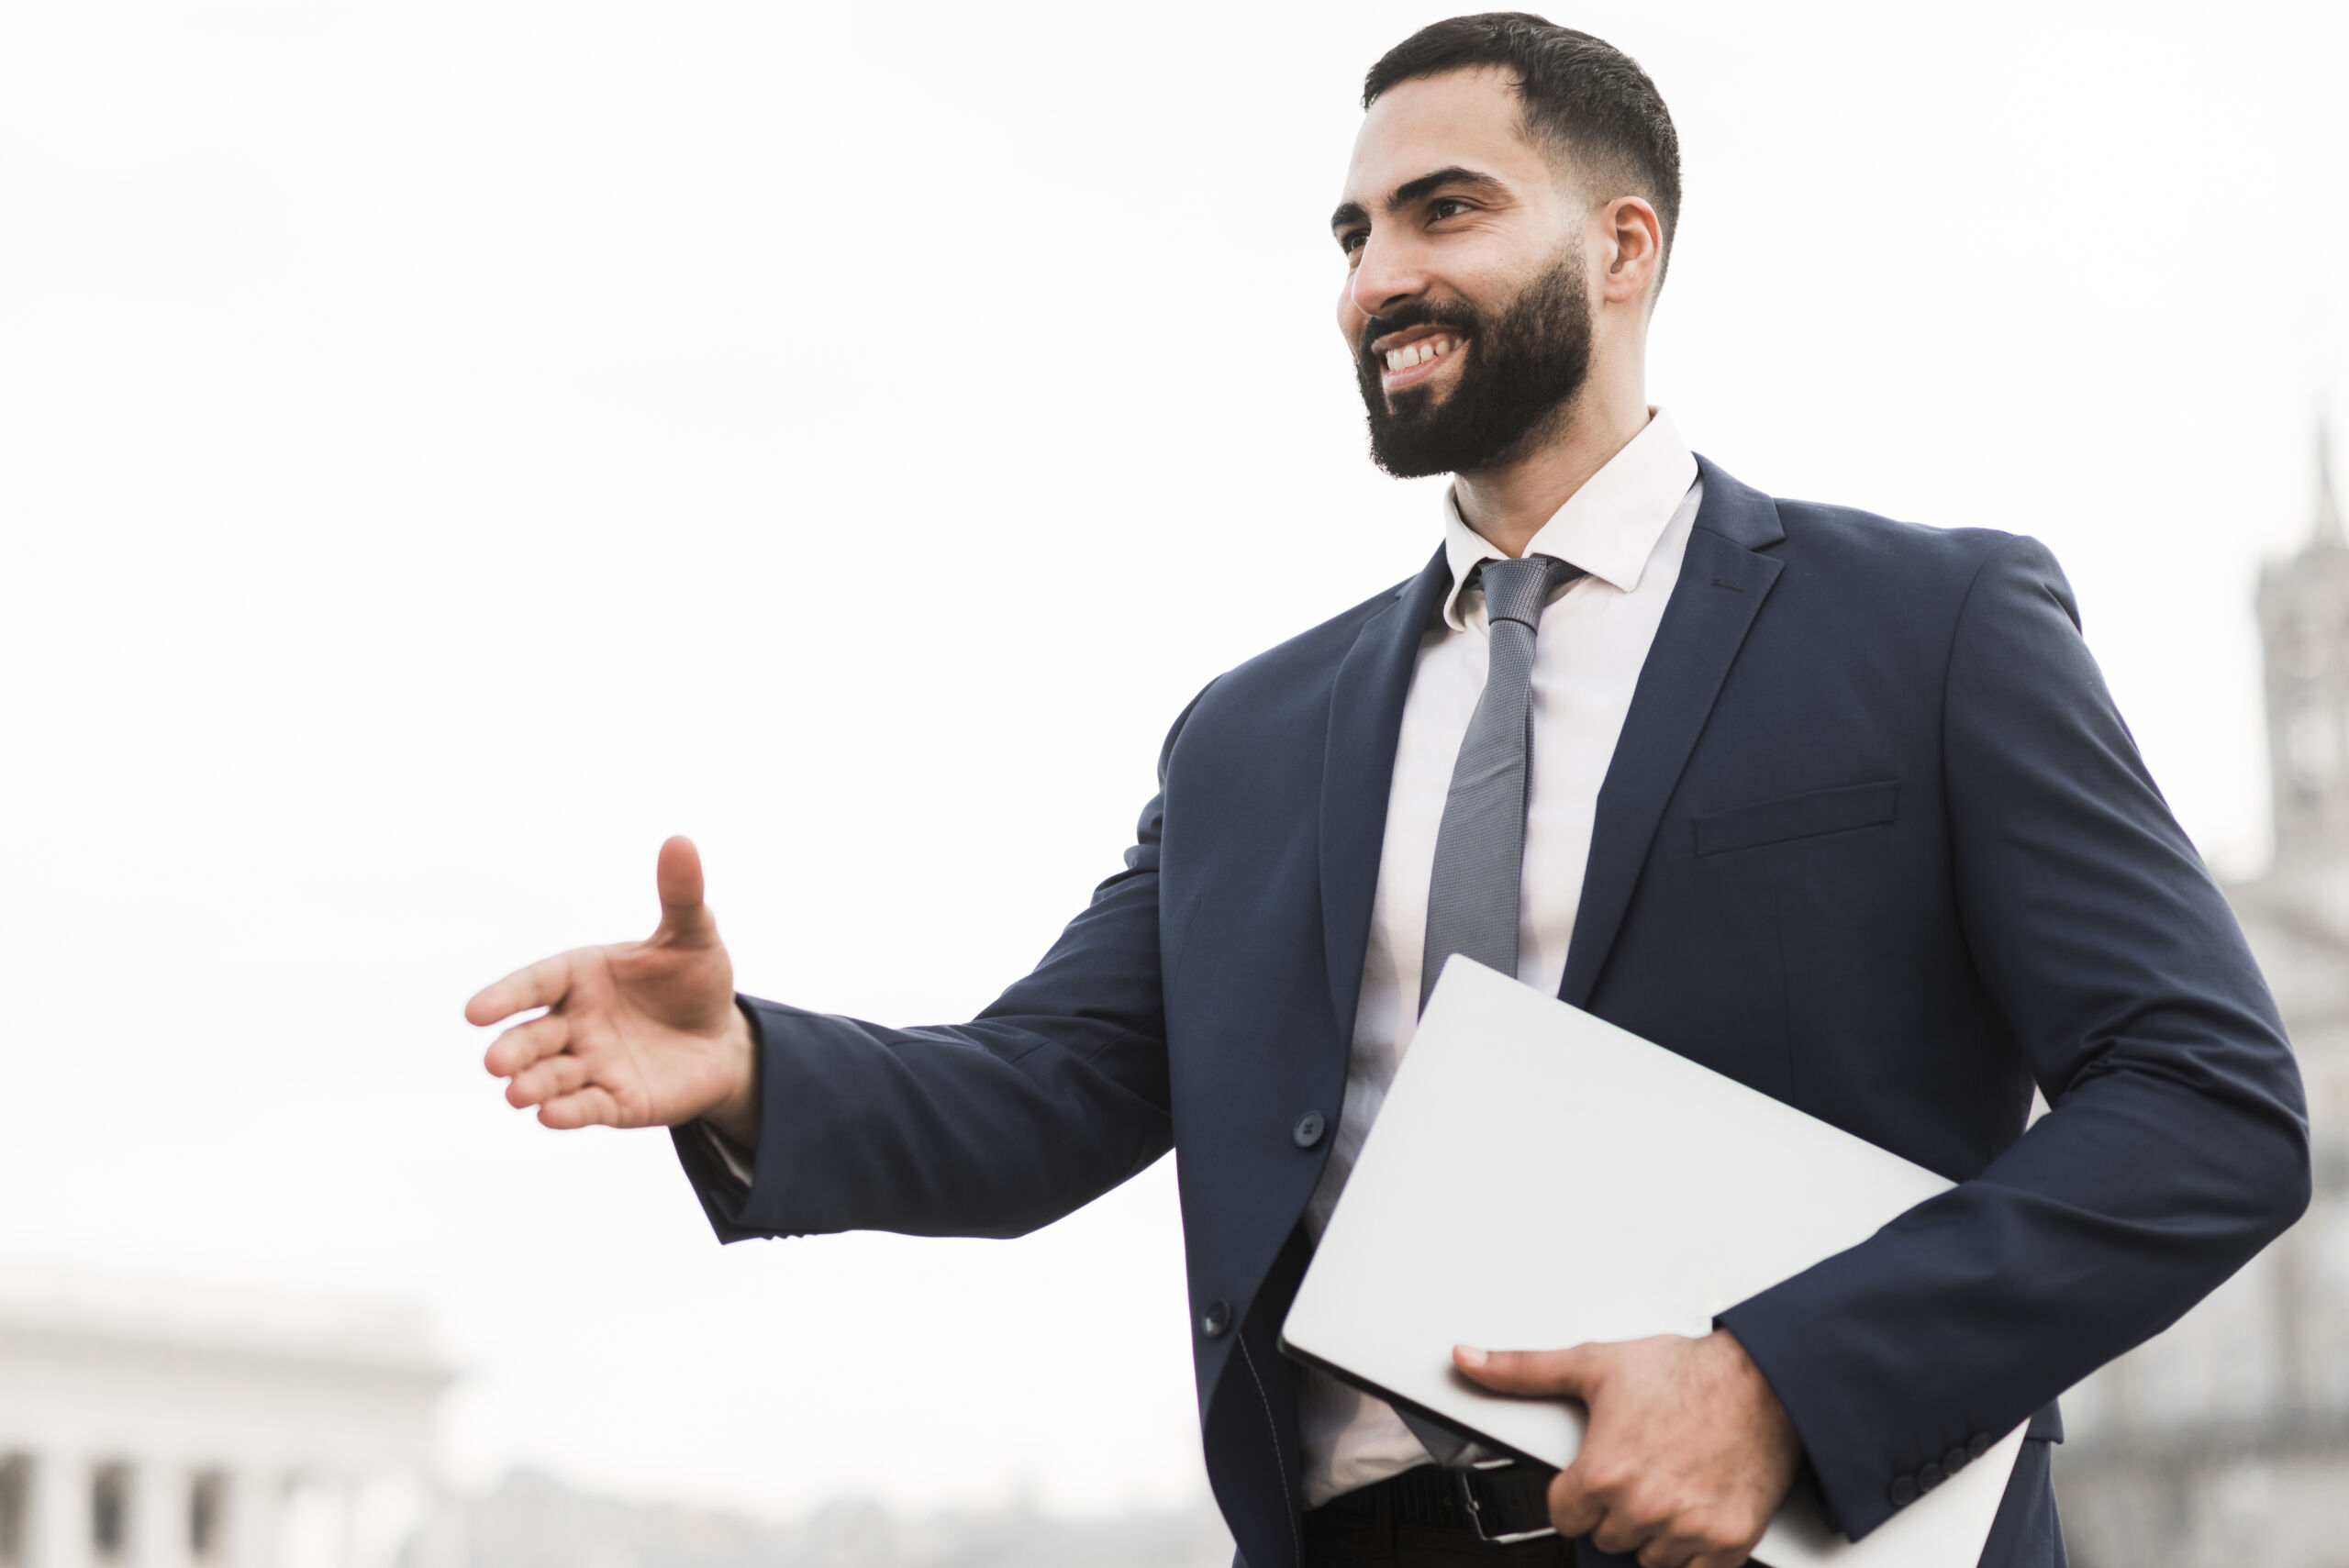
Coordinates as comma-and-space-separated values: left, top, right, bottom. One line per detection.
1335, 284, 1367, 346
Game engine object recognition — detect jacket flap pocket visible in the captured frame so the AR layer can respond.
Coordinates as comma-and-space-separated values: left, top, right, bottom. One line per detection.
1693, 780, 1900, 857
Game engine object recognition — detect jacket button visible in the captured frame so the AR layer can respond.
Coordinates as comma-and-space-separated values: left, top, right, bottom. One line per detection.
1293, 1111, 1328, 1149
1917, 1460, 1945, 1493
1887, 1475, 1918, 1508
1199, 1299, 1232, 1339
1967, 1432, 1993, 1460
1943, 1446, 1970, 1474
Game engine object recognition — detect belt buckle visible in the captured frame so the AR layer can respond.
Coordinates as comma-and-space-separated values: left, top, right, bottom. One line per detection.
1453, 1456, 1559, 1546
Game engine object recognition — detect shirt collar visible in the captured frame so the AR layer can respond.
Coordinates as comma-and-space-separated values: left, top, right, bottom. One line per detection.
1439, 406, 1699, 631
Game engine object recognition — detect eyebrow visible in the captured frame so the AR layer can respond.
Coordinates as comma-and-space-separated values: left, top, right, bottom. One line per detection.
1329, 165, 1509, 234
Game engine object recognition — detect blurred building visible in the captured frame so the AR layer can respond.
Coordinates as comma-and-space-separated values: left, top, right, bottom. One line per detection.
0, 1273, 447, 1568
2056, 437, 2349, 1567
436, 1470, 1232, 1568
0, 1262, 1231, 1568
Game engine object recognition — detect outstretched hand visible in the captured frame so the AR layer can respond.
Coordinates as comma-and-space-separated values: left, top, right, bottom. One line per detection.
1453, 1329, 1800, 1568
467, 836, 759, 1141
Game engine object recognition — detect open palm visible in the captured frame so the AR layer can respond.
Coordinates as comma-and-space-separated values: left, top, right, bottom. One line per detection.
468, 836, 755, 1134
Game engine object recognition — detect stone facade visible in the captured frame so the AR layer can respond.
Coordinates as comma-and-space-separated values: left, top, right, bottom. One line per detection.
436, 1471, 1233, 1568
2057, 432, 2349, 1567
0, 1272, 448, 1568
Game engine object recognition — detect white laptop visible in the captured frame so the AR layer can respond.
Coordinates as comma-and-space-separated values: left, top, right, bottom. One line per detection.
1280, 957, 2024, 1568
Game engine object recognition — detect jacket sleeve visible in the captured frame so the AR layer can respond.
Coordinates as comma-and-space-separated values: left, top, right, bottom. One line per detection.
670, 691, 1209, 1243
1718, 534, 2311, 1540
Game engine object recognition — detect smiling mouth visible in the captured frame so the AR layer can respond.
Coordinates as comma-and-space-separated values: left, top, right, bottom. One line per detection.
1372, 327, 1468, 395
1381, 332, 1464, 373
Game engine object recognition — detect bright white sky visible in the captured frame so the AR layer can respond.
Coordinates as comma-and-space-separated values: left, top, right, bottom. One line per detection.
2, 0, 2343, 1528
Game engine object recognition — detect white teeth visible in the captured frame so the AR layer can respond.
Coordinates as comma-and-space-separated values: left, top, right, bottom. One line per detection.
1384, 337, 1458, 373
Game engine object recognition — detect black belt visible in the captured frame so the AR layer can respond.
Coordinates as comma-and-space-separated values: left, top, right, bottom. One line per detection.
1309, 1457, 1560, 1547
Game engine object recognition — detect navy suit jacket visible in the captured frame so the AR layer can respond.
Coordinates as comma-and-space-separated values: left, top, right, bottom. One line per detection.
676, 458, 2310, 1568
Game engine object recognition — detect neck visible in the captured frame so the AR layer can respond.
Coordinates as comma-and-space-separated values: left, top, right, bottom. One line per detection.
1450, 368, 1651, 557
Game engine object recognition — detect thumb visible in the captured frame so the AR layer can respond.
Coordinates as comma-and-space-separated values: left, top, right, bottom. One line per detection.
654, 835, 712, 940
1453, 1341, 1609, 1397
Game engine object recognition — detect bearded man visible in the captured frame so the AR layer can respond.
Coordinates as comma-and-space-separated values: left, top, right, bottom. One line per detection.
469, 15, 2310, 1568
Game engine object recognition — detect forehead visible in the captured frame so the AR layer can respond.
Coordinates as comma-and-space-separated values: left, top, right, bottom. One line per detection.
1341, 67, 1554, 206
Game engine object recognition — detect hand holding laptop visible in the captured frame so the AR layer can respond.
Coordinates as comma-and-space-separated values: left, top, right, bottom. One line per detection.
1453, 1331, 1800, 1567
1281, 960, 2029, 1568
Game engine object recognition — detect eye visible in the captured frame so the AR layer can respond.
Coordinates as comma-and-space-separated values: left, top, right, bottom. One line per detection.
1339, 228, 1368, 256
1431, 197, 1474, 222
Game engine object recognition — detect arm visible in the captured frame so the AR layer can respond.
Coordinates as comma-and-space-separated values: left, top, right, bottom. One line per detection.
1717, 534, 2312, 1540
473, 694, 1206, 1246
1451, 535, 2311, 1563
677, 777, 1175, 1241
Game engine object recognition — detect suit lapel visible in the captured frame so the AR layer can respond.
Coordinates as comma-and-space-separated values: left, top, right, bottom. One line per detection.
1319, 548, 1451, 1045
1560, 457, 1786, 1006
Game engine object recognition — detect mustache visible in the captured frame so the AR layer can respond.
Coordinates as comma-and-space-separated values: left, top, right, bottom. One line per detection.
1355, 300, 1482, 364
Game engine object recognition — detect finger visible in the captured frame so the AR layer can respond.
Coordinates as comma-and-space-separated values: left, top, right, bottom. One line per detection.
1587, 1508, 1658, 1558
1547, 1465, 1608, 1540
1686, 1545, 1758, 1568
465, 952, 574, 1028
484, 1013, 571, 1078
1638, 1539, 1700, 1568
654, 835, 712, 940
1454, 1341, 1608, 1396
538, 1084, 623, 1130
506, 1053, 591, 1110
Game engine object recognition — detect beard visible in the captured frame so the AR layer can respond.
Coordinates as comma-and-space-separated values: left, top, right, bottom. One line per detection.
1354, 249, 1594, 479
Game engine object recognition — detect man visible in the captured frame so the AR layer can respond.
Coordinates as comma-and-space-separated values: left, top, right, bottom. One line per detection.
468, 15, 2310, 1568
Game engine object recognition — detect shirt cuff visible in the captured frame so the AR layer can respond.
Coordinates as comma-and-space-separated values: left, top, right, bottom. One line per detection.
699, 1118, 757, 1187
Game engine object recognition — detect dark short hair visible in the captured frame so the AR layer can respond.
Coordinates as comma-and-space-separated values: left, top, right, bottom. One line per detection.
1364, 14, 1681, 292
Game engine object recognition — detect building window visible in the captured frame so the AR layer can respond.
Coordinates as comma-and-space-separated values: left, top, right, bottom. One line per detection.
0, 1454, 28, 1568
2286, 692, 2345, 796
92, 1463, 130, 1562
190, 1471, 228, 1563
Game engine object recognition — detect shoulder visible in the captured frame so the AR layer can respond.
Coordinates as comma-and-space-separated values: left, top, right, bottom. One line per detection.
1697, 450, 2070, 629
1189, 558, 1437, 719
1770, 498, 2076, 632
1238, 566, 1430, 675
1765, 495, 2029, 584
1698, 454, 2050, 592
1144, 559, 1437, 812
1693, 458, 2084, 666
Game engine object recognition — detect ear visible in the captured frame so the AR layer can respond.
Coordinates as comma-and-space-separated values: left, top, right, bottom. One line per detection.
1595, 195, 1664, 308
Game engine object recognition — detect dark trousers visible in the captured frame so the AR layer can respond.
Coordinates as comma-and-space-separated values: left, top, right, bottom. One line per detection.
1301, 1465, 1572, 1566
1304, 1518, 1572, 1566
1299, 1441, 2065, 1567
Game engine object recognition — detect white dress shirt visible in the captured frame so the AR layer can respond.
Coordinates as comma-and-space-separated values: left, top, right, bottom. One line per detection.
1296, 409, 1704, 1507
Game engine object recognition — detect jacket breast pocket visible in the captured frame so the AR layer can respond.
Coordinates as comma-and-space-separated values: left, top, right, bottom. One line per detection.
1692, 780, 1900, 857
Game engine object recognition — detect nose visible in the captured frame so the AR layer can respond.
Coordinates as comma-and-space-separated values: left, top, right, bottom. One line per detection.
1347, 228, 1429, 323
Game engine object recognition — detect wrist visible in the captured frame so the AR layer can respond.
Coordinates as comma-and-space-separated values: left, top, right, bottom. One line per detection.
1711, 1327, 1800, 1461
700, 1000, 762, 1150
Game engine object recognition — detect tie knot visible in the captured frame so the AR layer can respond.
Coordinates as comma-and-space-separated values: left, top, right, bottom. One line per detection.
1475, 555, 1580, 630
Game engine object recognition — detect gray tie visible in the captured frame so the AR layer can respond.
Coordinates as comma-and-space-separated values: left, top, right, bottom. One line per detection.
1419, 554, 1583, 1015
1399, 552, 1582, 1469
